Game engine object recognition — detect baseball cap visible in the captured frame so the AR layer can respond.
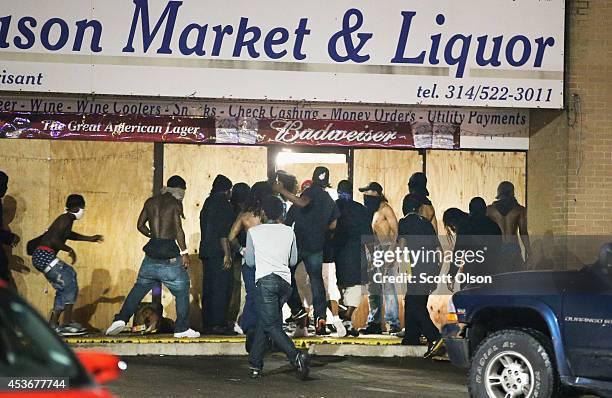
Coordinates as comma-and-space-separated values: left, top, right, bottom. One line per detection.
358, 182, 383, 195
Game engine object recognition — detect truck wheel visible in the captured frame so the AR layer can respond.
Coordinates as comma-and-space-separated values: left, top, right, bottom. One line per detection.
468, 329, 559, 398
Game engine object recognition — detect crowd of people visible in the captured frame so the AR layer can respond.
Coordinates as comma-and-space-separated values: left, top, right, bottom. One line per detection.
0, 166, 530, 379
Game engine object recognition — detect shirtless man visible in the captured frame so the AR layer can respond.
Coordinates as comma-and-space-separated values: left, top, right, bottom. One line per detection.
106, 175, 200, 338
223, 181, 272, 349
486, 181, 531, 272
407, 172, 438, 233
359, 182, 401, 334
30, 194, 103, 335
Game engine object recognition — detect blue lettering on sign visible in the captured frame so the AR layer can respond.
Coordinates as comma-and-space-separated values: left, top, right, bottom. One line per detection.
0, 1, 557, 77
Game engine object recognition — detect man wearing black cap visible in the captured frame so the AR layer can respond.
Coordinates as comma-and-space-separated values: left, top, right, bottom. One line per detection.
199, 174, 238, 335
107, 175, 200, 338
30, 194, 103, 336
486, 181, 531, 271
0, 171, 19, 283
273, 166, 340, 335
359, 181, 401, 334
407, 172, 438, 233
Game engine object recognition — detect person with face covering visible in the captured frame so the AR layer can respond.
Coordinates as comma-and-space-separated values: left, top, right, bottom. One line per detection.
407, 172, 438, 233
30, 194, 103, 336
107, 176, 200, 338
359, 181, 401, 335
200, 174, 238, 335
486, 181, 531, 272
0, 171, 20, 284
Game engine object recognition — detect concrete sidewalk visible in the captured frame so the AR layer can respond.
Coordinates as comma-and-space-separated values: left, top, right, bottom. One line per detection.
67, 334, 430, 357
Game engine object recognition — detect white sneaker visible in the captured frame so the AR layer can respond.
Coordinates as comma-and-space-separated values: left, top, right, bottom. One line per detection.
233, 323, 244, 335
293, 326, 309, 338
105, 320, 126, 336
333, 319, 347, 338
174, 328, 201, 338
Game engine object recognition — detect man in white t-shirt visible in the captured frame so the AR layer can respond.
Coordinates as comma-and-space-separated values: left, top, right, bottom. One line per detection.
245, 195, 310, 380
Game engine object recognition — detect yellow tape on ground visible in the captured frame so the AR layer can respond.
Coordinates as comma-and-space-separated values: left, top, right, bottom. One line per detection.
65, 334, 403, 347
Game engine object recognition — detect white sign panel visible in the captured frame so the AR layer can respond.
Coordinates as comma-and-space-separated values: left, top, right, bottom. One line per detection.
0, 0, 564, 108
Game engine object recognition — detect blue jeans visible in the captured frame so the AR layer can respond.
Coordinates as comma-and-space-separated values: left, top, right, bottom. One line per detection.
115, 256, 190, 333
239, 265, 257, 333
249, 274, 300, 370
301, 251, 326, 321
47, 262, 79, 312
367, 266, 400, 329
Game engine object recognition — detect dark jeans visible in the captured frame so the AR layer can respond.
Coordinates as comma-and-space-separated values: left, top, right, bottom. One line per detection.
115, 256, 190, 333
287, 262, 303, 315
239, 265, 257, 333
202, 256, 233, 329
403, 294, 440, 344
300, 251, 326, 321
249, 274, 300, 370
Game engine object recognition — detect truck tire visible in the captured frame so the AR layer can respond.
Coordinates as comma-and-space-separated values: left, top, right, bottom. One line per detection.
468, 328, 559, 398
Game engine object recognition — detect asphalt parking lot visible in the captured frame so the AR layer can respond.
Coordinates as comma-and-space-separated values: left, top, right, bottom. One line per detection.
108, 355, 469, 398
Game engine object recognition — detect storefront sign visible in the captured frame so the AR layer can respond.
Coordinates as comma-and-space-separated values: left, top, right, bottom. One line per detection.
0, 0, 564, 108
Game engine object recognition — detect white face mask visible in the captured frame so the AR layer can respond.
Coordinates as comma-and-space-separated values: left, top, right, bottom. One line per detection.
72, 208, 85, 220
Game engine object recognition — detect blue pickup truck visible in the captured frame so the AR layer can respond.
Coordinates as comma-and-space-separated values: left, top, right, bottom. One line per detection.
444, 243, 612, 398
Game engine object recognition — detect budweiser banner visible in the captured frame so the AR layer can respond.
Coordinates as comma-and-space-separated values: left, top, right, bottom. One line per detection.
0, 112, 460, 149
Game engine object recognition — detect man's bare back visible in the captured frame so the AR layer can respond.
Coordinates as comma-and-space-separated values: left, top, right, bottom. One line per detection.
486, 204, 527, 243
372, 202, 398, 244
139, 194, 183, 240
138, 193, 188, 266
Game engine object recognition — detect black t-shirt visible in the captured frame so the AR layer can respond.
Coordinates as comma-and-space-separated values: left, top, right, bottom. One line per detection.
286, 186, 340, 253
199, 193, 236, 258
398, 213, 440, 251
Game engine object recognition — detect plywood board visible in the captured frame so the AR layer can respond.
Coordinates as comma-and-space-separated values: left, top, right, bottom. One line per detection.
353, 149, 423, 218
426, 151, 527, 230
49, 141, 154, 330
0, 140, 52, 315
163, 144, 268, 327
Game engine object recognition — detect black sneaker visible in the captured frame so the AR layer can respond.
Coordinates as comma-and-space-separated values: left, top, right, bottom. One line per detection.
286, 309, 308, 324
58, 323, 87, 336
359, 323, 382, 335
315, 318, 330, 336
249, 367, 262, 379
347, 327, 360, 337
424, 339, 446, 359
294, 352, 310, 380
388, 326, 402, 335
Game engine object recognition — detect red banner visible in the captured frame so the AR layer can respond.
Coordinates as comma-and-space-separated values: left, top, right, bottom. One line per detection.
0, 113, 216, 143
0, 113, 460, 149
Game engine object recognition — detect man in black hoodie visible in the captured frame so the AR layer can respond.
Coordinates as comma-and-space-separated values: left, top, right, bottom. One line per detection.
200, 174, 236, 335
333, 180, 372, 336
407, 172, 438, 233
486, 182, 530, 272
